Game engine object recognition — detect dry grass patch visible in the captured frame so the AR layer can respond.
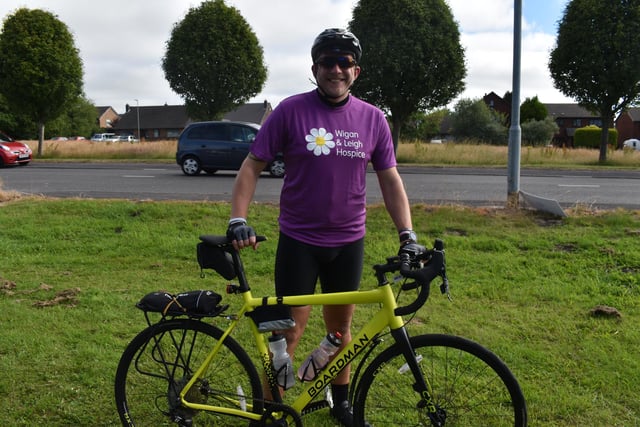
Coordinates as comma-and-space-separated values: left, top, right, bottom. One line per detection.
0, 177, 23, 202
397, 140, 640, 168
26, 139, 177, 160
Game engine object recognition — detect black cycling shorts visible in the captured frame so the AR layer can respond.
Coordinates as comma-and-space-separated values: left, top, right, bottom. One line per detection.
274, 232, 364, 297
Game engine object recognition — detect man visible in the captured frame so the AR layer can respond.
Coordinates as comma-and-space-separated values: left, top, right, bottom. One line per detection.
227, 28, 417, 426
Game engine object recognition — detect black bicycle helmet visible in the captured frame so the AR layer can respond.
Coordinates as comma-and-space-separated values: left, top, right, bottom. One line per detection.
311, 28, 362, 62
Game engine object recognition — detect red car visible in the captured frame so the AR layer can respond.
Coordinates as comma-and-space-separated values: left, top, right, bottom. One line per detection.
0, 131, 32, 167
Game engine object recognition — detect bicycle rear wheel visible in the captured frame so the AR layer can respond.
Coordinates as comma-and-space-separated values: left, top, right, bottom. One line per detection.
353, 334, 527, 426
114, 318, 262, 426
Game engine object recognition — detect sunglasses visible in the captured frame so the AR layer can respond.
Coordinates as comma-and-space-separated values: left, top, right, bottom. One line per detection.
315, 56, 357, 69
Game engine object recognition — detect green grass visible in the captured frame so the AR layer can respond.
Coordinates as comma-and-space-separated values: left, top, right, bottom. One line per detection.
1, 199, 639, 426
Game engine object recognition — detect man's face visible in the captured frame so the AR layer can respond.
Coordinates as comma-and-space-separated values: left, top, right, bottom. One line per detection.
312, 53, 361, 103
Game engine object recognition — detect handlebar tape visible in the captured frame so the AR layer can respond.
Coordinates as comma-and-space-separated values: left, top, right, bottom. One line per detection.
394, 246, 445, 316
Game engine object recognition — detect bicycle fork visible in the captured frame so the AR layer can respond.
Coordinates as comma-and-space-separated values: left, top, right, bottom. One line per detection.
391, 327, 446, 427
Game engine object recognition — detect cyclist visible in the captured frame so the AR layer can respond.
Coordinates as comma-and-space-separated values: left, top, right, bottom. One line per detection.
228, 28, 417, 427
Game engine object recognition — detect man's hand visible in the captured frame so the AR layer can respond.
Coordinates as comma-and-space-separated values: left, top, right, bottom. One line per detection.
398, 229, 424, 258
227, 218, 258, 250
399, 241, 425, 258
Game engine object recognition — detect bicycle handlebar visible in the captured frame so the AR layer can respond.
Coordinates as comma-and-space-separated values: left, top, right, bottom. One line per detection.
199, 235, 447, 316
373, 239, 447, 316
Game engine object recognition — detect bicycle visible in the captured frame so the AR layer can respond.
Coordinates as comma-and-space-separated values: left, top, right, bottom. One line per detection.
114, 235, 528, 426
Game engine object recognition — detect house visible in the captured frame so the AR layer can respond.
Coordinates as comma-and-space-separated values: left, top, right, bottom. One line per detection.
113, 104, 188, 140
96, 106, 119, 129
544, 103, 601, 147
471, 92, 636, 147
222, 100, 272, 125
483, 91, 511, 119
111, 101, 273, 141
614, 107, 640, 146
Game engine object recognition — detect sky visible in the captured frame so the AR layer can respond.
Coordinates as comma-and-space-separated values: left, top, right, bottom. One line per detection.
0, 0, 572, 113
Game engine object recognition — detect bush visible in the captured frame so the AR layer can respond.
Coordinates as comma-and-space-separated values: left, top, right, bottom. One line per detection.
521, 117, 559, 146
451, 98, 508, 145
574, 125, 617, 148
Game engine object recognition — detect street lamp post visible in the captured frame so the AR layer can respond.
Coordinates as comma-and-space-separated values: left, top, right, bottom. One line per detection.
507, 0, 522, 208
134, 99, 140, 141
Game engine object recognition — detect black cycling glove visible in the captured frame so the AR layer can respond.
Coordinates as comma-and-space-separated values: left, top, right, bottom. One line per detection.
226, 218, 256, 242
398, 229, 425, 258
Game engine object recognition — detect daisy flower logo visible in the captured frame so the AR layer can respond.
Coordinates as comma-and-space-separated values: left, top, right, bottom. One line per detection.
305, 127, 335, 156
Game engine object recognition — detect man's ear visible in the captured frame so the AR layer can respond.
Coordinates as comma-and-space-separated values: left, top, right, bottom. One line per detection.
311, 64, 318, 77
353, 66, 361, 79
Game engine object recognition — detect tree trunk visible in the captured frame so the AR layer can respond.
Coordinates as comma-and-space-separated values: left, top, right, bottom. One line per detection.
37, 122, 45, 157
390, 116, 402, 154
598, 110, 612, 163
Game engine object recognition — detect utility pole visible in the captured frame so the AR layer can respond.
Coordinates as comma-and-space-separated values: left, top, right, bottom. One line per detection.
507, 0, 522, 208
134, 99, 141, 141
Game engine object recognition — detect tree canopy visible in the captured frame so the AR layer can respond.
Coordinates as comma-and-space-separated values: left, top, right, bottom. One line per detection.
162, 0, 267, 121
520, 96, 547, 122
45, 96, 99, 138
0, 8, 83, 155
348, 0, 466, 150
549, 0, 640, 161
450, 98, 507, 145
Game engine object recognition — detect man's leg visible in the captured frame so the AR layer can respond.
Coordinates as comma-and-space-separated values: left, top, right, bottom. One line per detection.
322, 304, 355, 385
262, 305, 312, 401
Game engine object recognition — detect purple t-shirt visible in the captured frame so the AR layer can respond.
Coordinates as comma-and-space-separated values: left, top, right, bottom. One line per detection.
251, 90, 397, 246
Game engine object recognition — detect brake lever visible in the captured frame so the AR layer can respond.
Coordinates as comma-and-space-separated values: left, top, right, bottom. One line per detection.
440, 274, 452, 301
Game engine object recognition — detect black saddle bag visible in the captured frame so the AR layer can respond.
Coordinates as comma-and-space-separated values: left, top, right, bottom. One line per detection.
137, 290, 224, 317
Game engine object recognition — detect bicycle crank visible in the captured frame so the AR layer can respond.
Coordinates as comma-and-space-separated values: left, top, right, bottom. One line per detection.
260, 402, 302, 427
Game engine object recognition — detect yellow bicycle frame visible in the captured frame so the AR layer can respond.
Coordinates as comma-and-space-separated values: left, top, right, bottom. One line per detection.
178, 280, 407, 422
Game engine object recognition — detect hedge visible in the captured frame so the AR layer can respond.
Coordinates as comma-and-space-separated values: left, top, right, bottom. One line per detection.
574, 125, 617, 148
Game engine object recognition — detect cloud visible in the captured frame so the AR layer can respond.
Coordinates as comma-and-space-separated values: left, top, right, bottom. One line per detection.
0, 0, 572, 113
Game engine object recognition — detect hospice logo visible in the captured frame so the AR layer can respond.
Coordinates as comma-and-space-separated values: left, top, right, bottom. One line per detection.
305, 127, 365, 159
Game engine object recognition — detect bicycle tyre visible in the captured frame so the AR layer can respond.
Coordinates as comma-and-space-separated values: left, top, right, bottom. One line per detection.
115, 318, 263, 426
353, 333, 527, 426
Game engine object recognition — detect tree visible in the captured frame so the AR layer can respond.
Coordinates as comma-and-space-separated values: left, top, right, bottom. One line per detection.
521, 117, 558, 146
46, 96, 99, 138
162, 0, 267, 121
450, 98, 508, 145
520, 96, 547, 122
549, 0, 640, 162
403, 109, 449, 141
349, 0, 466, 151
0, 8, 83, 156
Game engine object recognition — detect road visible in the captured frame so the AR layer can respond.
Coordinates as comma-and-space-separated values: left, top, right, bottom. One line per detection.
1, 162, 639, 210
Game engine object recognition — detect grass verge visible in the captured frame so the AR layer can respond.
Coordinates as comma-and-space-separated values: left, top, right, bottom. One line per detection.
24, 138, 640, 168
0, 198, 639, 425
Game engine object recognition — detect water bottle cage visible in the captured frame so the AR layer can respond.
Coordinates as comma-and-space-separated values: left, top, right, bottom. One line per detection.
298, 356, 322, 381
272, 361, 295, 389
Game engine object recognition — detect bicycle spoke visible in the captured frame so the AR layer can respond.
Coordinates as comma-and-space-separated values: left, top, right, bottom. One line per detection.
354, 334, 526, 426
115, 319, 262, 426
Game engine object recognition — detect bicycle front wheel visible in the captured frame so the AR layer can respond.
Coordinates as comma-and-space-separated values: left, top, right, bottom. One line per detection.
115, 318, 263, 426
353, 334, 527, 426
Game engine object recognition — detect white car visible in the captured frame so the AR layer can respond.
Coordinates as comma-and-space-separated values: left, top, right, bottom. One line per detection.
117, 135, 139, 142
91, 133, 118, 142
623, 138, 640, 150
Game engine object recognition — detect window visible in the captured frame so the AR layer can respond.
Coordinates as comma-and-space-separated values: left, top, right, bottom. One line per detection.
188, 123, 226, 140
229, 125, 258, 143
